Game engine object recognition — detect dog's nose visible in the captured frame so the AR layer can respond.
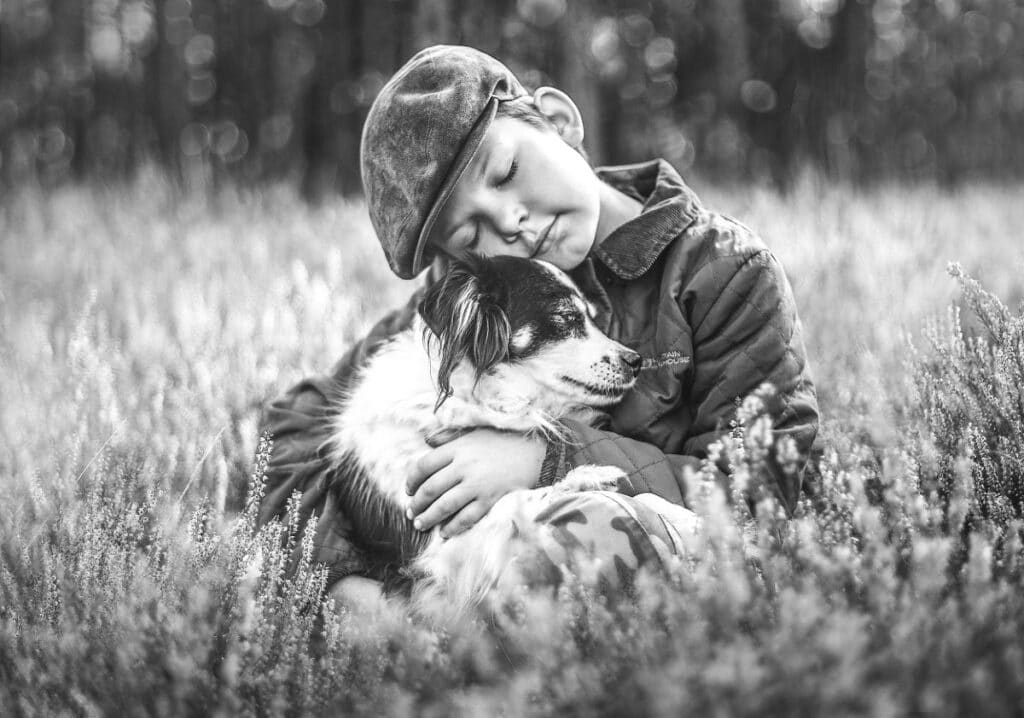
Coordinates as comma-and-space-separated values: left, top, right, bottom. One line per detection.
623, 350, 642, 377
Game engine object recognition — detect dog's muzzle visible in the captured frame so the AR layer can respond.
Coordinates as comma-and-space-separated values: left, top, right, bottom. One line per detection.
621, 349, 642, 378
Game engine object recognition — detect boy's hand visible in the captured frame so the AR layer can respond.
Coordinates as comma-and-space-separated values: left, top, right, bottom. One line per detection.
407, 428, 546, 538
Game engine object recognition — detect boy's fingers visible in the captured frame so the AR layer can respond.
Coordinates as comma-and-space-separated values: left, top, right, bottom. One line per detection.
407, 467, 461, 517
425, 427, 470, 447
408, 446, 454, 495
412, 484, 472, 532
439, 502, 486, 539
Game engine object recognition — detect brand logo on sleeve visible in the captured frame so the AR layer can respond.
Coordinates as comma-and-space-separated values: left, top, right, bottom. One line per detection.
640, 351, 691, 371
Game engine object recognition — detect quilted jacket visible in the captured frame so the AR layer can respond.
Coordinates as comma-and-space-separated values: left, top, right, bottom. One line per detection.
257, 159, 819, 584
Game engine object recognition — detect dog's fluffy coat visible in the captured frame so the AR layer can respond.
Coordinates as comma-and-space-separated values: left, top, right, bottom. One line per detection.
326, 256, 677, 612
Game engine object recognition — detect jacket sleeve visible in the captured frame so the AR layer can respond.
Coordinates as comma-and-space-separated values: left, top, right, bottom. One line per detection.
256, 288, 423, 584
544, 249, 819, 516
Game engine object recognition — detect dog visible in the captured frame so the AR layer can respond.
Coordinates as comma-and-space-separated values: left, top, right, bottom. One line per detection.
325, 255, 697, 613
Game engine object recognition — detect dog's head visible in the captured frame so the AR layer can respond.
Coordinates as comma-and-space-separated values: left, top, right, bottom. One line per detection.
418, 256, 641, 415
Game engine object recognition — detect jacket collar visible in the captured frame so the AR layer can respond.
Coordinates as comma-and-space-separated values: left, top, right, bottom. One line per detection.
590, 159, 702, 280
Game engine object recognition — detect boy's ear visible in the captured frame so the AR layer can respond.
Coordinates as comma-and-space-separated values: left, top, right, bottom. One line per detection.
532, 87, 584, 148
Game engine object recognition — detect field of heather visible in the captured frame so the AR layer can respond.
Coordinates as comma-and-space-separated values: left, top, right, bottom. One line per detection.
2, 171, 1023, 716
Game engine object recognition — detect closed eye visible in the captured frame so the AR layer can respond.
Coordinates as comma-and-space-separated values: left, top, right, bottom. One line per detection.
496, 158, 518, 187
553, 310, 582, 327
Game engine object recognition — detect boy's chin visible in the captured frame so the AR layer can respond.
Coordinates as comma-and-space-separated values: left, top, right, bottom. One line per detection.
543, 238, 592, 271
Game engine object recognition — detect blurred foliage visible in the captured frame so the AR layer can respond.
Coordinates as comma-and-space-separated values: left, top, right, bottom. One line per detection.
1, 0, 1023, 192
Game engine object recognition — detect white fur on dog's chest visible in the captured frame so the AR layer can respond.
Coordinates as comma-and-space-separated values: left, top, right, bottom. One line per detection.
328, 331, 441, 507
329, 324, 562, 509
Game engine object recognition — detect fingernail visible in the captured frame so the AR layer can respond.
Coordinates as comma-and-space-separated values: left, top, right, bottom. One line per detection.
413, 519, 422, 530
406, 508, 413, 520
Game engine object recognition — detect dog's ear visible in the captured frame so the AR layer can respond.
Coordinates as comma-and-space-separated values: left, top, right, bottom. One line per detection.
419, 260, 510, 406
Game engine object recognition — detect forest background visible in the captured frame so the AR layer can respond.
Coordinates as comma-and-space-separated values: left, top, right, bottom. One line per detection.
3, 0, 1024, 191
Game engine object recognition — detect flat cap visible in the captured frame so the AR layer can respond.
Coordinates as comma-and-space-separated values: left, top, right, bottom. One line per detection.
360, 45, 528, 279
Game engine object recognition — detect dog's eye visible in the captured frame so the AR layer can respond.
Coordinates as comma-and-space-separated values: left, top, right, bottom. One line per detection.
552, 310, 581, 327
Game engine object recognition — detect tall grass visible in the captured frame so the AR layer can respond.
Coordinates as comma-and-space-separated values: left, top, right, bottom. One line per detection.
911, 263, 1024, 533
2, 171, 1024, 716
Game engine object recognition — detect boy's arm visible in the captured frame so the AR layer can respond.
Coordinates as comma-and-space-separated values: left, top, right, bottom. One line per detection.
544, 249, 818, 516
256, 288, 425, 584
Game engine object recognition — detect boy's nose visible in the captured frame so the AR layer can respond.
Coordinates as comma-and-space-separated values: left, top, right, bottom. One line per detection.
494, 202, 527, 242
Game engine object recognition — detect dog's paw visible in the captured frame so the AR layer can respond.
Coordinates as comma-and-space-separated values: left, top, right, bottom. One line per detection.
559, 464, 627, 493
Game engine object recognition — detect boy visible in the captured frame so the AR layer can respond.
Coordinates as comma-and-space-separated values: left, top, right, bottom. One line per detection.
259, 45, 818, 604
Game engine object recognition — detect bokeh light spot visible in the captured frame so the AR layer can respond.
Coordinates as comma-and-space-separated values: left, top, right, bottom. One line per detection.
260, 115, 293, 151
212, 122, 249, 162
291, 0, 325, 27
648, 75, 677, 108
516, 0, 567, 28
740, 80, 778, 113
184, 34, 215, 68
644, 37, 676, 74
89, 24, 125, 71
123, 1, 155, 47
590, 18, 621, 64
621, 13, 654, 48
798, 15, 833, 48
186, 72, 216, 105
180, 123, 210, 156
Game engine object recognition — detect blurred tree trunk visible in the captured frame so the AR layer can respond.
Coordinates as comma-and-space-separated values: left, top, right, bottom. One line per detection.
709, 0, 749, 112
706, 0, 750, 176
342, 0, 366, 195
830, 0, 870, 180
149, 2, 193, 178
453, 0, 503, 55
48, 0, 88, 177
798, 6, 859, 181
143, 0, 169, 167
241, 7, 274, 179
558, 1, 603, 165
298, 21, 328, 200
214, 0, 242, 171
362, 1, 399, 75
744, 3, 792, 185
415, 0, 455, 49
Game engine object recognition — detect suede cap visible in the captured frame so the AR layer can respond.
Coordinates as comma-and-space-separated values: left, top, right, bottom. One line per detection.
360, 45, 528, 279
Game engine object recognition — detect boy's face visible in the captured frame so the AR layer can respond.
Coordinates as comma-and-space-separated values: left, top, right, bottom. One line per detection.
430, 115, 602, 272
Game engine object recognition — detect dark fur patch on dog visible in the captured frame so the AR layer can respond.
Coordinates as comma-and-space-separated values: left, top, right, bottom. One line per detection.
328, 451, 431, 566
419, 256, 591, 405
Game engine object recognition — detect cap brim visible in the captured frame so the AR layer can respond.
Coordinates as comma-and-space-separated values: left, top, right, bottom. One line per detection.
410, 96, 499, 276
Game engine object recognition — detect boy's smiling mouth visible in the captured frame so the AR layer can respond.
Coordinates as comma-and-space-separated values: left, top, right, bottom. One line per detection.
531, 215, 559, 258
